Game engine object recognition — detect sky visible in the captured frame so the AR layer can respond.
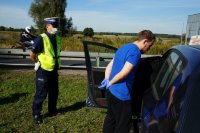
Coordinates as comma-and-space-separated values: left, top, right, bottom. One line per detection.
0, 0, 200, 35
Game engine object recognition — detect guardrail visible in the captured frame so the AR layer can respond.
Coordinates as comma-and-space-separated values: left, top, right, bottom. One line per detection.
0, 48, 86, 58
0, 48, 160, 68
0, 48, 115, 68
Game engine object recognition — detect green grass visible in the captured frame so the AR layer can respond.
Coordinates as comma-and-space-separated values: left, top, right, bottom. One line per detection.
0, 31, 20, 48
0, 70, 106, 133
0, 31, 181, 55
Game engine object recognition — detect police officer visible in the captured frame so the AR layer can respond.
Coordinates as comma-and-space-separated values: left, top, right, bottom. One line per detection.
29, 17, 61, 124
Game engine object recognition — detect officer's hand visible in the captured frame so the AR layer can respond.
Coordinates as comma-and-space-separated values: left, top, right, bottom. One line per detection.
98, 78, 109, 89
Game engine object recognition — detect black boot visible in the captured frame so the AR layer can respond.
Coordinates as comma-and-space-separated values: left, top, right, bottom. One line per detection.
33, 114, 43, 124
48, 111, 61, 117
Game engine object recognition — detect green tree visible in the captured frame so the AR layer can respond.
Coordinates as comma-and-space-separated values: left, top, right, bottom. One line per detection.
29, 0, 73, 36
0, 26, 6, 31
83, 27, 94, 37
62, 17, 75, 36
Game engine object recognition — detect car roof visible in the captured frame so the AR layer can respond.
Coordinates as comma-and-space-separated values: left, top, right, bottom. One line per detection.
188, 45, 200, 50
171, 44, 200, 70
172, 44, 200, 57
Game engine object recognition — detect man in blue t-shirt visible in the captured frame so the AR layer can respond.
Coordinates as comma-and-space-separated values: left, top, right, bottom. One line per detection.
101, 30, 156, 133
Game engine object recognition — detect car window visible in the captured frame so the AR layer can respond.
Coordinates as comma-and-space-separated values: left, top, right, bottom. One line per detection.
168, 60, 184, 87
153, 51, 184, 99
155, 52, 179, 94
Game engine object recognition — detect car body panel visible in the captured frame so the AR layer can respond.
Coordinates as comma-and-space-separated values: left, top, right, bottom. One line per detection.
176, 63, 200, 133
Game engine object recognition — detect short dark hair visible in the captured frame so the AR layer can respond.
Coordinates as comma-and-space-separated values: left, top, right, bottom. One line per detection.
137, 30, 156, 42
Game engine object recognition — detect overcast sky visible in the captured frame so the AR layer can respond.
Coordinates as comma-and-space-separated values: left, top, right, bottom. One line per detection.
0, 0, 200, 35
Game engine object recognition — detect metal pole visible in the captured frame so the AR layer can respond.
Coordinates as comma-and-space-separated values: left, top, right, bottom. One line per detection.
96, 56, 100, 67
23, 48, 26, 59
185, 23, 188, 45
181, 22, 184, 44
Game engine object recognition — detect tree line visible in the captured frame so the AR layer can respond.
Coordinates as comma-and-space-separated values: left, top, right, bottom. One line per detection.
0, 25, 181, 39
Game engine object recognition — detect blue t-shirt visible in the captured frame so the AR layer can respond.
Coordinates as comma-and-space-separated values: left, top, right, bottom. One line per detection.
109, 42, 141, 101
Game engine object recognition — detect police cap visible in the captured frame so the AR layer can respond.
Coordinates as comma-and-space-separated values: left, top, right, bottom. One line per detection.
44, 17, 59, 27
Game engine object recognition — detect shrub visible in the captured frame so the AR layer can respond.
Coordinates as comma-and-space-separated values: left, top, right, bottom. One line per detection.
83, 28, 94, 37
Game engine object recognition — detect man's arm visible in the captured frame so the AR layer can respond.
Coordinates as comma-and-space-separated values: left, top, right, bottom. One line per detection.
29, 51, 37, 63
105, 59, 114, 80
167, 86, 175, 109
108, 61, 134, 86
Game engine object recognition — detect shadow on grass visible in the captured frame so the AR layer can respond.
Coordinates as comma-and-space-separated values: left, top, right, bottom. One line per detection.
43, 101, 86, 117
0, 92, 28, 105
58, 101, 85, 112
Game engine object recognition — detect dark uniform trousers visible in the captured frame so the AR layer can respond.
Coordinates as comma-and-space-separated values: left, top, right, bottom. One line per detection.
32, 67, 58, 116
103, 90, 132, 133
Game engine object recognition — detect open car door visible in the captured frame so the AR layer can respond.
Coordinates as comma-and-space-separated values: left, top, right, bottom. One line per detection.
83, 41, 163, 109
83, 41, 117, 108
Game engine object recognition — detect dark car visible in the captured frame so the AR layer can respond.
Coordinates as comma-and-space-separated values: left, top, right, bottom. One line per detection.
82, 41, 200, 133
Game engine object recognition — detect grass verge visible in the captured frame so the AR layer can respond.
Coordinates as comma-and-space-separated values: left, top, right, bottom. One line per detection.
0, 69, 106, 133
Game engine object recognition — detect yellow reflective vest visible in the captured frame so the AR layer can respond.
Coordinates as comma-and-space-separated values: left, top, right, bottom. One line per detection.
38, 33, 61, 71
